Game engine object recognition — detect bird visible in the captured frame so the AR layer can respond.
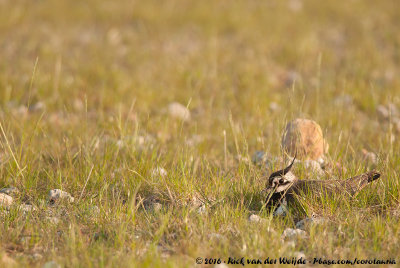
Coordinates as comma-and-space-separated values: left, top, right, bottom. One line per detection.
264, 156, 381, 214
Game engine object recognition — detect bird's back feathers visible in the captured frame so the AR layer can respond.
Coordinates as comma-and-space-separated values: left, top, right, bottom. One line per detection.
265, 170, 381, 212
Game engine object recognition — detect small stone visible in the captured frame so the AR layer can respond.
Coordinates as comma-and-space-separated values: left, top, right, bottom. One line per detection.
294, 251, 306, 259
252, 151, 269, 165
302, 160, 325, 177
376, 103, 399, 124
46, 216, 60, 225
167, 102, 191, 122
282, 118, 328, 160
316, 157, 325, 165
295, 218, 311, 230
0, 193, 13, 208
252, 151, 281, 169
284, 71, 302, 87
361, 149, 378, 165
333, 95, 353, 106
48, 189, 74, 204
269, 102, 281, 112
0, 187, 19, 197
29, 102, 46, 112
376, 105, 389, 121
32, 253, 43, 260
43, 260, 61, 268
281, 228, 308, 241
295, 215, 327, 230
293, 251, 307, 266
19, 204, 36, 213
249, 214, 263, 223
151, 167, 167, 178
273, 202, 288, 216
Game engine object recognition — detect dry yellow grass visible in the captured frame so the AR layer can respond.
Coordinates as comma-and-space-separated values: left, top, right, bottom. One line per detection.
0, 0, 399, 267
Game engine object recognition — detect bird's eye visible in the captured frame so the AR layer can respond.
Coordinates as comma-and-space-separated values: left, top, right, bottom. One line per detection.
279, 178, 285, 184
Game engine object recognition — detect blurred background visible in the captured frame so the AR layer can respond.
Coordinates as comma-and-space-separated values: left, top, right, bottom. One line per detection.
0, 0, 399, 167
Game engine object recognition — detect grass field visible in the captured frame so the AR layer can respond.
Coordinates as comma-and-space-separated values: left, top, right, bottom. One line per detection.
0, 0, 400, 267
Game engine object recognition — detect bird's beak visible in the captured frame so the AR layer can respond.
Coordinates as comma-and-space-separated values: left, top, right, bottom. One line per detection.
261, 187, 271, 193
264, 184, 279, 206
261, 188, 269, 194
262, 184, 278, 196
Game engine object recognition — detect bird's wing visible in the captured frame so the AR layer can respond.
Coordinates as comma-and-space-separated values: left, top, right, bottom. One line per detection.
291, 180, 339, 196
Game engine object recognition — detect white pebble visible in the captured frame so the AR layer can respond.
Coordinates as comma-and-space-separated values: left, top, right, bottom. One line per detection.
376, 105, 389, 120
274, 203, 288, 216
303, 160, 325, 177
269, 102, 281, 112
0, 187, 19, 196
167, 102, 191, 122
296, 215, 327, 230
0, 193, 13, 208
294, 251, 306, 259
19, 204, 36, 213
46, 216, 60, 225
252, 151, 268, 165
209, 233, 224, 242
362, 149, 378, 165
29, 102, 46, 112
333, 95, 353, 106
48, 189, 74, 204
281, 228, 308, 241
31, 253, 43, 260
249, 214, 263, 223
151, 167, 168, 178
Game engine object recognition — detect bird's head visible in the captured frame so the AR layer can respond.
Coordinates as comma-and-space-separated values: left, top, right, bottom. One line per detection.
266, 156, 297, 193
